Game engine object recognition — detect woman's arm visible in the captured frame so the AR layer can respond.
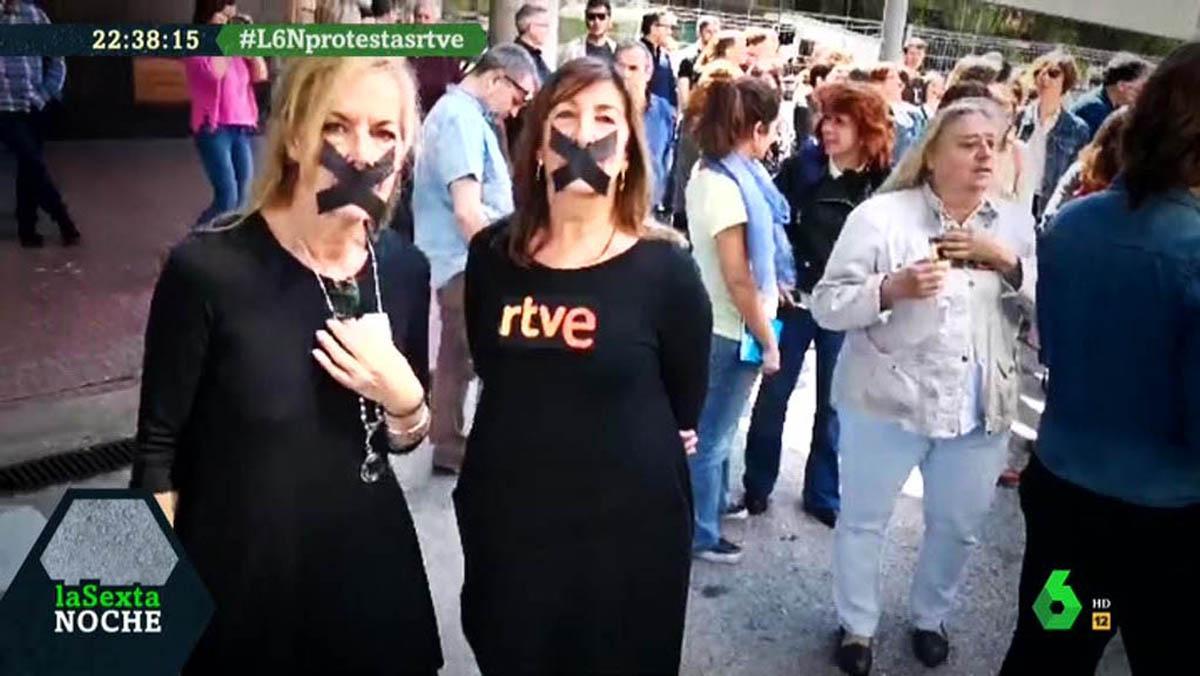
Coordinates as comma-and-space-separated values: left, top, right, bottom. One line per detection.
247, 57, 269, 83
132, 248, 214, 526
382, 246, 432, 455
714, 225, 776, 352
658, 251, 713, 431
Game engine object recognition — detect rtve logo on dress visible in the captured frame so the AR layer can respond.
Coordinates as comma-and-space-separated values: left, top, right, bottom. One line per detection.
498, 296, 598, 350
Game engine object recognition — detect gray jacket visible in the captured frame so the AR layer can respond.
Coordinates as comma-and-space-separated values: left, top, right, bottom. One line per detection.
811, 187, 1037, 438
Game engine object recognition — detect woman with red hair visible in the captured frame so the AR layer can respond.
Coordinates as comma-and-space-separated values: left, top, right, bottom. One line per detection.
736, 83, 893, 525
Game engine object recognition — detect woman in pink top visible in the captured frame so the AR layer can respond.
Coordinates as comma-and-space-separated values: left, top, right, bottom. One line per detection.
185, 1, 267, 227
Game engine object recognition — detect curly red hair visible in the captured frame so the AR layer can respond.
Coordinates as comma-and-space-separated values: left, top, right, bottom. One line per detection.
815, 82, 894, 172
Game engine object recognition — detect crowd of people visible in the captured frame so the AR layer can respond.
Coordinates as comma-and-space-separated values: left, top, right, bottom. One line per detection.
114, 1, 1200, 675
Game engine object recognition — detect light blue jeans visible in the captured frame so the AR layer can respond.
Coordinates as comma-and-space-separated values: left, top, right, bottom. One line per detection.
193, 125, 254, 228
834, 405, 1008, 637
688, 335, 760, 551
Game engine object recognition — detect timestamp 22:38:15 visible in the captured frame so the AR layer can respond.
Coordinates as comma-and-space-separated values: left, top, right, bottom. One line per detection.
92, 28, 201, 52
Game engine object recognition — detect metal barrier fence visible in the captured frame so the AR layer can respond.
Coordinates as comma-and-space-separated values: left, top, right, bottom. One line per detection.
654, 4, 1139, 80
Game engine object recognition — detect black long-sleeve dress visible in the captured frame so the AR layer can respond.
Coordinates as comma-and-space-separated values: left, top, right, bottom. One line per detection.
454, 221, 713, 674
130, 212, 443, 675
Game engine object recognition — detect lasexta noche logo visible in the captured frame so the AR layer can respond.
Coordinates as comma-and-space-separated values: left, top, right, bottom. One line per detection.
0, 489, 212, 675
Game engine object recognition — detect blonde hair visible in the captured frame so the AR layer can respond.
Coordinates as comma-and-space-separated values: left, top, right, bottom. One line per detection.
878, 97, 1005, 194
314, 0, 361, 23
246, 57, 420, 221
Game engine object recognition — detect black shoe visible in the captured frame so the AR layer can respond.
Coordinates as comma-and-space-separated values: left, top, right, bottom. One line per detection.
912, 626, 950, 668
18, 233, 45, 248
835, 627, 872, 675
745, 494, 769, 515
694, 537, 743, 564
722, 501, 749, 521
804, 505, 838, 529
61, 228, 81, 247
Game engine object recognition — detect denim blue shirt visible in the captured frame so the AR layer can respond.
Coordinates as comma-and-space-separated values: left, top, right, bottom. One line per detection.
644, 94, 676, 209
413, 85, 513, 289
1068, 86, 1114, 141
1036, 183, 1200, 508
1016, 104, 1090, 216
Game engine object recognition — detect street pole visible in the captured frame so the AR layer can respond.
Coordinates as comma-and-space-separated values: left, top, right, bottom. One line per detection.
879, 0, 908, 62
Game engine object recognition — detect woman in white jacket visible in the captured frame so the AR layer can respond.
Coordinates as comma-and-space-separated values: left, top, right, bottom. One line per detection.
810, 97, 1036, 676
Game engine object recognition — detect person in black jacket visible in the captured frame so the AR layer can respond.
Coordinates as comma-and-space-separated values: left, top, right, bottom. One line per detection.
736, 83, 893, 527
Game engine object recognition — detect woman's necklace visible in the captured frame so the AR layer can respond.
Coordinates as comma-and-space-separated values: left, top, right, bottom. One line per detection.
300, 235, 388, 484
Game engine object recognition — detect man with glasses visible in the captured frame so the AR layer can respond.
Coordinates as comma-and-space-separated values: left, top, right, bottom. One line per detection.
640, 11, 679, 109
413, 44, 539, 474
561, 0, 616, 64
514, 3, 553, 84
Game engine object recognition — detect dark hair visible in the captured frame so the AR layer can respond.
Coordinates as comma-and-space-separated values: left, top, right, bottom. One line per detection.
585, 0, 611, 13
193, 0, 232, 24
745, 28, 773, 48
869, 63, 908, 86
1102, 53, 1152, 87
809, 63, 833, 86
949, 55, 1001, 86
938, 80, 994, 111
369, 0, 396, 17
1031, 49, 1080, 92
509, 58, 652, 264
1077, 107, 1131, 196
685, 75, 780, 158
1121, 41, 1200, 207
847, 68, 871, 83
640, 12, 660, 37
815, 83, 894, 171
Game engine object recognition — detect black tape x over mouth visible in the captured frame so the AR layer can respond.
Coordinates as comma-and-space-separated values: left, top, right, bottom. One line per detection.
549, 128, 619, 194
315, 141, 397, 225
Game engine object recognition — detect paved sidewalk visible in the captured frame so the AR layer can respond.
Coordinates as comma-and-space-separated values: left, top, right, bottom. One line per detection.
0, 362, 1132, 675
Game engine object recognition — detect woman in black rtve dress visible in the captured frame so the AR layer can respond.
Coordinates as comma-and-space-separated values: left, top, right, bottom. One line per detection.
130, 58, 442, 674
455, 57, 714, 674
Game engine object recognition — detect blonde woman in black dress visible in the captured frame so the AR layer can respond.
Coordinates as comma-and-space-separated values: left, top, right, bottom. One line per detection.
131, 58, 442, 674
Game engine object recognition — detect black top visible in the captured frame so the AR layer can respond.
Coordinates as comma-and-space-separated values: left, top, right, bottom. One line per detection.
130, 213, 442, 674
678, 55, 697, 83
775, 152, 888, 293
516, 38, 553, 84
644, 37, 679, 108
453, 221, 712, 673
584, 40, 615, 63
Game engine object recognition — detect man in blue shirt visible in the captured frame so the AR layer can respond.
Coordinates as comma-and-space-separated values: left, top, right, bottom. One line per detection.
613, 41, 675, 219
1001, 41, 1200, 676
639, 11, 678, 110
1068, 52, 1152, 141
0, 0, 79, 248
413, 44, 539, 473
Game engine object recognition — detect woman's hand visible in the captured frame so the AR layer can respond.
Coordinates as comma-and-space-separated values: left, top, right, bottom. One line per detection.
762, 344, 782, 376
679, 430, 698, 456
937, 229, 1018, 273
313, 315, 425, 415
210, 11, 229, 24
881, 259, 950, 308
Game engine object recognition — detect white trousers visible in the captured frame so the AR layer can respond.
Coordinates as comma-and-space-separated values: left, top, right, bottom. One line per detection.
833, 406, 1008, 637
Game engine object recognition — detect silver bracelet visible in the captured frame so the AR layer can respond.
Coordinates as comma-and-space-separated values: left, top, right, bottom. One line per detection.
384, 403, 430, 449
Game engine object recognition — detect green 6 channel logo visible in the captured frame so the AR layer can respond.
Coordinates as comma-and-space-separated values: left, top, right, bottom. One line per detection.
1034, 569, 1083, 630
